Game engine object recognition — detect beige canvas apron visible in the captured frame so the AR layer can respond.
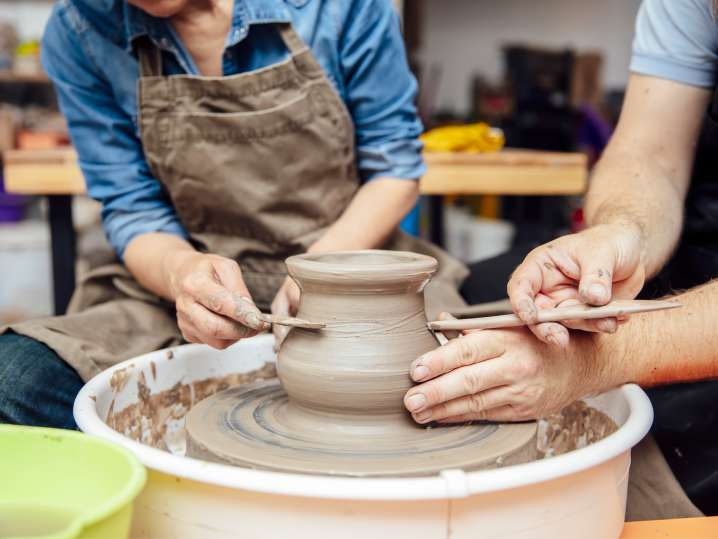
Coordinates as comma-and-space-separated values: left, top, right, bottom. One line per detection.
3, 24, 467, 382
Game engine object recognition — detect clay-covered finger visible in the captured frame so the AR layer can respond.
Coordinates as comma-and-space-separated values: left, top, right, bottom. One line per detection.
411, 385, 513, 424
272, 324, 291, 352
560, 316, 618, 333
176, 311, 198, 342
527, 322, 570, 346
183, 269, 268, 332
404, 360, 508, 414
186, 324, 235, 350
526, 294, 570, 346
549, 298, 617, 334
285, 280, 301, 315
184, 301, 260, 341
181, 329, 201, 344
229, 293, 269, 331
211, 257, 254, 302
507, 259, 543, 324
439, 404, 525, 423
409, 331, 504, 383
178, 321, 232, 349
576, 250, 615, 306
203, 337, 235, 350
545, 246, 581, 281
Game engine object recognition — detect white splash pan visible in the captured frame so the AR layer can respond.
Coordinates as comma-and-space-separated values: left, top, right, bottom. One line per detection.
75, 334, 652, 539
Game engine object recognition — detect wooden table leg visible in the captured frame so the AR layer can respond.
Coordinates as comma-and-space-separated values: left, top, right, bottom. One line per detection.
428, 195, 444, 247
48, 195, 76, 315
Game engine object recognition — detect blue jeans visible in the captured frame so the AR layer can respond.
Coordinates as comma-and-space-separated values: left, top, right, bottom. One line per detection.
0, 332, 83, 429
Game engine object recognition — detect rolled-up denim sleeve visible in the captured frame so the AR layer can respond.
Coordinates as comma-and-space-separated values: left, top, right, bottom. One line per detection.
339, 0, 425, 182
41, 6, 187, 260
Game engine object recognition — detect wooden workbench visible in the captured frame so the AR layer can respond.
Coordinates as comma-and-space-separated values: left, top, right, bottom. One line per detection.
421, 149, 587, 195
3, 149, 84, 195
4, 147, 588, 197
3, 147, 587, 314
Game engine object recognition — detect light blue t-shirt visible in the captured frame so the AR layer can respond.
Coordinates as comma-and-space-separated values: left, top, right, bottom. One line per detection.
631, 0, 718, 88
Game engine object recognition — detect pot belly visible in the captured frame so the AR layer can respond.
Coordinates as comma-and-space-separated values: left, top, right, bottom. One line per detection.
277, 327, 437, 413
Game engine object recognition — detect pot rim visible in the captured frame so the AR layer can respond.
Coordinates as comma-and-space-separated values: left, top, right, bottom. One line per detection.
286, 250, 438, 284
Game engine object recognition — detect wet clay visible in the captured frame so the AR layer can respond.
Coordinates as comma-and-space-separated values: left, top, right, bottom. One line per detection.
186, 379, 537, 476
537, 400, 619, 456
106, 361, 618, 462
185, 251, 538, 476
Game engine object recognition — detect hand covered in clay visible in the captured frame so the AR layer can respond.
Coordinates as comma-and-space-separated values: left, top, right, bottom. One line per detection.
507, 224, 645, 347
167, 252, 270, 349
404, 317, 617, 423
271, 276, 301, 350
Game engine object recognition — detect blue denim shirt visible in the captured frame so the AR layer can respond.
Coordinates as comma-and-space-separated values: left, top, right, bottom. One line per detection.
42, 0, 425, 259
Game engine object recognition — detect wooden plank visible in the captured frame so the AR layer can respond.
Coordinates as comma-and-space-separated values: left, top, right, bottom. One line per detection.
3, 147, 588, 196
420, 163, 587, 195
4, 148, 77, 166
423, 149, 587, 167
4, 149, 85, 195
620, 516, 718, 538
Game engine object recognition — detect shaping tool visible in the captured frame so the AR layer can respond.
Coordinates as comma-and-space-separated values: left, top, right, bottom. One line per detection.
257, 314, 325, 330
428, 299, 681, 332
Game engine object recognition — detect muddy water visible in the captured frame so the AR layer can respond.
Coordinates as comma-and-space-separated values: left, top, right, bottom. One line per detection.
106, 363, 277, 452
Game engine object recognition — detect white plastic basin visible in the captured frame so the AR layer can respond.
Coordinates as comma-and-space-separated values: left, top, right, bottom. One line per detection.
74, 334, 652, 539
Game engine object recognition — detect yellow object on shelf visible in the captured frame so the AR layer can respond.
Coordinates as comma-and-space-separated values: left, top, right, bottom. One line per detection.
421, 122, 505, 153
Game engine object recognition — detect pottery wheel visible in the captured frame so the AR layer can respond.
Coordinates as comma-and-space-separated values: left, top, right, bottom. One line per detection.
186, 380, 538, 477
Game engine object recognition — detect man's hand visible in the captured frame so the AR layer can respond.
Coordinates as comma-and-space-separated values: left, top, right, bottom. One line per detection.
164, 251, 269, 349
507, 223, 646, 347
271, 276, 301, 349
403, 325, 618, 423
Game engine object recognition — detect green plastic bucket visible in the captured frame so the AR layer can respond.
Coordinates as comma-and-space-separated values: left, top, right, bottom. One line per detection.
0, 425, 146, 539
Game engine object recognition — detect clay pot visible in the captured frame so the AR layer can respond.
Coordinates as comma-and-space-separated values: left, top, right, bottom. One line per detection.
185, 250, 539, 476
277, 250, 438, 415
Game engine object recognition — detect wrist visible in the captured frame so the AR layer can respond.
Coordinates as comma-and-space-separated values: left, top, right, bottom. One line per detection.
572, 331, 631, 395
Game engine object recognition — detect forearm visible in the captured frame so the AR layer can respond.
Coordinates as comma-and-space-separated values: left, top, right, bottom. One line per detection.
583, 75, 709, 278
308, 177, 418, 253
585, 144, 684, 277
593, 281, 718, 389
124, 232, 197, 301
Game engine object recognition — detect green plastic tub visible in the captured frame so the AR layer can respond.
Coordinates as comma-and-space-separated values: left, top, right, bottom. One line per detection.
0, 425, 146, 539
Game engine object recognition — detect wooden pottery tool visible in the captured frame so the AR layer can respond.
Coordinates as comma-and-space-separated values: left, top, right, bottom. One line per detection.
428, 299, 681, 332
257, 314, 325, 330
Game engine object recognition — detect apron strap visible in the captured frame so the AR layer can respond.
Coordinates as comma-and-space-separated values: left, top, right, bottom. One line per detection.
136, 36, 163, 78
277, 23, 309, 55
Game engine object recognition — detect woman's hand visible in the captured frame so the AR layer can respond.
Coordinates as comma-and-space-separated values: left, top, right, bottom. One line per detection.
403, 322, 619, 423
507, 224, 646, 347
164, 250, 269, 349
271, 276, 301, 349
